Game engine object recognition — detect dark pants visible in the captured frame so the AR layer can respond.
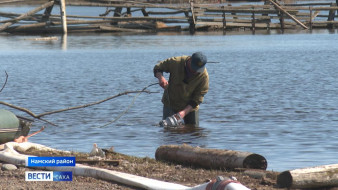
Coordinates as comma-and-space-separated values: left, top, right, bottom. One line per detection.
162, 106, 199, 126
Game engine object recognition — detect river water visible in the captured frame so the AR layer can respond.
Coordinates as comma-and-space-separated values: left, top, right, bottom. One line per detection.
1, 5, 338, 172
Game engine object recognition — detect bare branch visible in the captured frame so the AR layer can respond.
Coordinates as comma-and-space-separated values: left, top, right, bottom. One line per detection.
0, 101, 38, 117
0, 71, 8, 93
0, 90, 155, 120
0, 83, 158, 127
36, 90, 153, 118
0, 100, 57, 126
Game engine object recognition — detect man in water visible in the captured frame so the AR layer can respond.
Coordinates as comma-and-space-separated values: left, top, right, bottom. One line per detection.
153, 52, 209, 127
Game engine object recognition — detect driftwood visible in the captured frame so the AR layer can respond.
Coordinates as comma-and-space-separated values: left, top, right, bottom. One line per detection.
0, 75, 157, 126
277, 164, 338, 188
0, 0, 24, 4
155, 144, 267, 170
268, 0, 308, 29
0, 90, 152, 125
0, 1, 54, 31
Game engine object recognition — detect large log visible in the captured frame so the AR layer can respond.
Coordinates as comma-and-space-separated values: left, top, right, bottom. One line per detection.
155, 144, 267, 170
277, 164, 338, 188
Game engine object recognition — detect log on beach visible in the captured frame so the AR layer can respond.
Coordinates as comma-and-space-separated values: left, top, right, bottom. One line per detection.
155, 144, 267, 170
277, 164, 338, 189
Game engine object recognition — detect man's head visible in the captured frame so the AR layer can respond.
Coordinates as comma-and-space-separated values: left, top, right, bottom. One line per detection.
190, 52, 207, 73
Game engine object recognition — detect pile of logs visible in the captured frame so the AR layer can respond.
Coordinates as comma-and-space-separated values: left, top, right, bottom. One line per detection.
0, 0, 337, 34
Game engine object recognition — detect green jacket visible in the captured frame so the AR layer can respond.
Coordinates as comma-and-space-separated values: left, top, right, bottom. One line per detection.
154, 55, 209, 112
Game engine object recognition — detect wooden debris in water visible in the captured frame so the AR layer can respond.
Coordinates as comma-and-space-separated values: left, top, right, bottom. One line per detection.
0, 0, 337, 34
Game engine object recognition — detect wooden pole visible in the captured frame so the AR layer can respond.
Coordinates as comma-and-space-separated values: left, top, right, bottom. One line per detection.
126, 7, 131, 17
251, 6, 256, 33
0, 1, 54, 32
155, 144, 267, 170
41, 0, 55, 22
141, 8, 149, 16
60, 0, 67, 33
189, 0, 195, 34
278, 11, 285, 32
62, 34, 67, 50
327, 3, 336, 29
268, 0, 308, 29
309, 6, 313, 30
222, 6, 226, 33
277, 164, 338, 189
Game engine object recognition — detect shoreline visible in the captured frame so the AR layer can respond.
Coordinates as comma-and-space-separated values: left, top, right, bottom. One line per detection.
0, 142, 279, 189
1, 142, 338, 189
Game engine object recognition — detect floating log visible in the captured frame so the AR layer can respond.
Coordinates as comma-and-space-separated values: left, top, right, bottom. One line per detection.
155, 144, 267, 170
277, 164, 338, 189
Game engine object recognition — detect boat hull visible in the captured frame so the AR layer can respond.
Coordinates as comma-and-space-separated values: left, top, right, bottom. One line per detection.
0, 109, 31, 144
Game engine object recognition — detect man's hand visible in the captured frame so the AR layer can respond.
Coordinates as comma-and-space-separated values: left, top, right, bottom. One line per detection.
155, 72, 168, 89
178, 105, 193, 119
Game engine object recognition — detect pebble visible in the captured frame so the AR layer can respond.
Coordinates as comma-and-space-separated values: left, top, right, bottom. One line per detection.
1, 164, 17, 171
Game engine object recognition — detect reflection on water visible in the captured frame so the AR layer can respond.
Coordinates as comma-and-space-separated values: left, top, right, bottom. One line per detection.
161, 125, 209, 147
1, 30, 338, 172
164, 125, 207, 136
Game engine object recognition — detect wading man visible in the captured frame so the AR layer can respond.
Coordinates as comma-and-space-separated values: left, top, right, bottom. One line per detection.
153, 52, 209, 127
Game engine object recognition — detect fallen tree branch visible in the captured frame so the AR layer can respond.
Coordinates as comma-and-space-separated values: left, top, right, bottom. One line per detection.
0, 101, 57, 126
0, 71, 8, 93
0, 90, 152, 118
36, 90, 154, 118
0, 84, 157, 126
0, 101, 38, 117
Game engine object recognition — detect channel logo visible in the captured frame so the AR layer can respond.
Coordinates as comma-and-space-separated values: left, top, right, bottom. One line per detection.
25, 171, 72, 181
